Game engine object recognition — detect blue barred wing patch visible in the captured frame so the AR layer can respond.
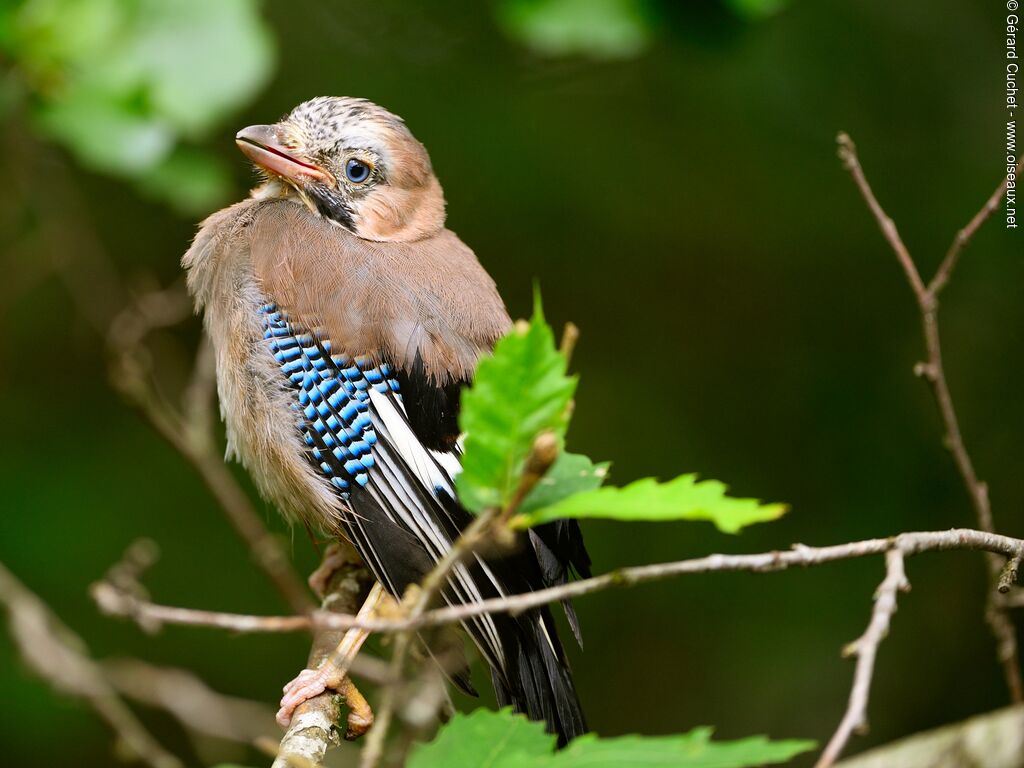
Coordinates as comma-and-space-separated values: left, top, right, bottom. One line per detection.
260, 302, 401, 497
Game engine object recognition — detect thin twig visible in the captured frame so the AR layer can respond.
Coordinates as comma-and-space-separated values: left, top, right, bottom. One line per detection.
816, 550, 909, 768
838, 133, 1023, 704
999, 550, 1024, 594
928, 161, 1023, 297
348, 432, 563, 768
93, 528, 1023, 636
836, 134, 926, 301
559, 322, 580, 363
182, 334, 218, 447
360, 430, 564, 767
92, 581, 311, 634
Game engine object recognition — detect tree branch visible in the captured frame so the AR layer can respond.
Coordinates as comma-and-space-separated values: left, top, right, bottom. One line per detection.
928, 160, 1022, 297
837, 133, 1023, 705
833, 703, 1024, 767
90, 526, 1024, 767
272, 544, 374, 768
93, 528, 1022, 636
816, 550, 909, 768
10, 129, 313, 618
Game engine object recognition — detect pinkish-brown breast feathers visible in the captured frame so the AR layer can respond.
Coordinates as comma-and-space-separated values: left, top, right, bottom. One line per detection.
241, 199, 509, 382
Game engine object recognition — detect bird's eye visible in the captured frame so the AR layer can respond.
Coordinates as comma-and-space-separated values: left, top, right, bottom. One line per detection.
345, 159, 371, 183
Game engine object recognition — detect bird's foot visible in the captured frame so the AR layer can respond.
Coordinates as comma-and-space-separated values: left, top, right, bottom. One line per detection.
277, 664, 342, 726
338, 676, 374, 740
277, 583, 388, 729
276, 665, 374, 739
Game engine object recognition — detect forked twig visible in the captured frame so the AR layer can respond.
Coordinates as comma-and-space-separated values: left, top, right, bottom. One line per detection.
833, 133, 1024, 762
816, 550, 909, 768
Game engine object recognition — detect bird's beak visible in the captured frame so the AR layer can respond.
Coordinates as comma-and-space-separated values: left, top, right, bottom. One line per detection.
235, 125, 333, 185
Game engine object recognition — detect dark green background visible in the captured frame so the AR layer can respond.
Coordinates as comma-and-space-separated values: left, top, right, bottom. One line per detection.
2, 1, 1021, 766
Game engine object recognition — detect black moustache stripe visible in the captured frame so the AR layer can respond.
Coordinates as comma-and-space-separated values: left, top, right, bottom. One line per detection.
308, 186, 356, 231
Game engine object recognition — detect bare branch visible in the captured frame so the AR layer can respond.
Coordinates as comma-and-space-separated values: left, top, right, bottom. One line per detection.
181, 334, 219, 447
89, 526, 1024, 767
94, 528, 1023, 636
181, 447, 316, 615
93, 581, 311, 633
999, 550, 1024, 594
816, 550, 909, 768
832, 703, 1024, 767
929, 161, 1023, 297
836, 133, 927, 303
559, 321, 580, 363
357, 498, 500, 768
838, 133, 1023, 703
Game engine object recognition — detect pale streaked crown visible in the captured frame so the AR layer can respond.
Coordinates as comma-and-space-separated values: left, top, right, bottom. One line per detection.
237, 96, 447, 242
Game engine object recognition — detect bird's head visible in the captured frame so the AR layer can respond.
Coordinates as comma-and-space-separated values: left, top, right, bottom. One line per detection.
236, 96, 446, 242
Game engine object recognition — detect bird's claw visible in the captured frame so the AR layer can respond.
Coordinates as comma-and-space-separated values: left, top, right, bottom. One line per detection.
277, 666, 340, 726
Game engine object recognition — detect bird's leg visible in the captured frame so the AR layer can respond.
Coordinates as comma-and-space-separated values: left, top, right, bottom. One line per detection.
277, 582, 388, 728
337, 676, 374, 740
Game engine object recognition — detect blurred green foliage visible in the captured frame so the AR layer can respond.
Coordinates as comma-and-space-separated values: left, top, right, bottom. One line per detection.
494, 0, 791, 58
496, 0, 655, 59
409, 709, 814, 767
1, 0, 274, 213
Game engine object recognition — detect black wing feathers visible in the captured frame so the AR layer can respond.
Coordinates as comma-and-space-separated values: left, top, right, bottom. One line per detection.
339, 365, 589, 744
392, 352, 463, 451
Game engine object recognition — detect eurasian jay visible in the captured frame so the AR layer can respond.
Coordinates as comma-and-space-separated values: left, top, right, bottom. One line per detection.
183, 96, 589, 744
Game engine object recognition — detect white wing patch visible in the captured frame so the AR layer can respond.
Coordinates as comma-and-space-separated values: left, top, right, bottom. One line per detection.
367, 387, 508, 667
369, 388, 455, 497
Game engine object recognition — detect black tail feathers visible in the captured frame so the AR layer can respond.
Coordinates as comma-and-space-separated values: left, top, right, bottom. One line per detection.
490, 609, 587, 746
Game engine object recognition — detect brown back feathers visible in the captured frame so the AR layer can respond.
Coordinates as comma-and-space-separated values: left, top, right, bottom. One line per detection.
187, 198, 510, 383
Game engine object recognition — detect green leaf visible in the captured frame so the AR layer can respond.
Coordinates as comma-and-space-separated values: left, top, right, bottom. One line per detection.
408, 708, 555, 768
519, 452, 609, 515
557, 727, 815, 767
457, 295, 577, 514
497, 0, 653, 59
409, 709, 814, 768
516, 474, 788, 533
